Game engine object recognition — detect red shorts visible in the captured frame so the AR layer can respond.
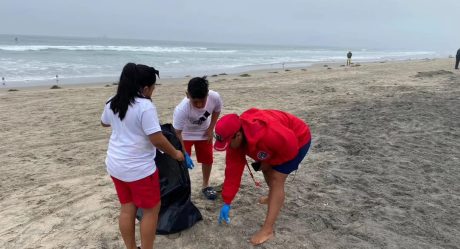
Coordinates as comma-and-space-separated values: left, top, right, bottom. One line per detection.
111, 170, 160, 209
183, 140, 213, 165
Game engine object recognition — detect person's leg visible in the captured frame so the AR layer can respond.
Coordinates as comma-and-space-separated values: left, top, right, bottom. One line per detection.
250, 169, 288, 245
195, 141, 213, 188
111, 176, 137, 249
202, 163, 212, 188
131, 172, 161, 249
119, 203, 137, 249
139, 202, 161, 249
259, 164, 272, 204
455, 57, 460, 69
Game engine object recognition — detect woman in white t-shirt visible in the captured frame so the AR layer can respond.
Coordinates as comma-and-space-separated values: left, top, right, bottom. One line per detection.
173, 76, 223, 200
101, 63, 184, 249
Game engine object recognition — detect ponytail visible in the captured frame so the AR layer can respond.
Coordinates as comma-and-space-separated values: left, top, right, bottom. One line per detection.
108, 63, 159, 120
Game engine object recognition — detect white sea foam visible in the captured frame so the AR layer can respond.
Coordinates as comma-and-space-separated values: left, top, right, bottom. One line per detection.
0, 45, 237, 53
0, 35, 440, 86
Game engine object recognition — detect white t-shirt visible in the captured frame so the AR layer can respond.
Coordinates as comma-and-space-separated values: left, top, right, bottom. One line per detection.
101, 97, 162, 182
173, 90, 223, 141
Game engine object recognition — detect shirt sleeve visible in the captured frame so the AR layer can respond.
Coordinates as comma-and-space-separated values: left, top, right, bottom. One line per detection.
213, 91, 223, 113
141, 104, 161, 135
101, 103, 111, 125
172, 104, 186, 131
222, 147, 247, 205
261, 125, 299, 166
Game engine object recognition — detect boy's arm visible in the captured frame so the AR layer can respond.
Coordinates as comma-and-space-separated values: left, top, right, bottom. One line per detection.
174, 129, 187, 154
173, 104, 187, 152
222, 147, 247, 204
206, 111, 220, 143
174, 128, 195, 169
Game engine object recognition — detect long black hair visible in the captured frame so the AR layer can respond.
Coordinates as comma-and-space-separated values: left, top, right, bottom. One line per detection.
108, 63, 159, 120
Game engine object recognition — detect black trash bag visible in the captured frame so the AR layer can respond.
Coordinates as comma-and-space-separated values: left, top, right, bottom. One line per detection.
136, 123, 202, 235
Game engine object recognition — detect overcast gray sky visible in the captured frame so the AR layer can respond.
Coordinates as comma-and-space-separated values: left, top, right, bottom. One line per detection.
0, 0, 459, 52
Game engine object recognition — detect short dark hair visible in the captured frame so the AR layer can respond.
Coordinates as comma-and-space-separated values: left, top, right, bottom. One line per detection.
187, 76, 208, 99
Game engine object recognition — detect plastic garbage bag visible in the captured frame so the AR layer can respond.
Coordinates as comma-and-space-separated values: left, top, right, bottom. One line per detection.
136, 123, 202, 235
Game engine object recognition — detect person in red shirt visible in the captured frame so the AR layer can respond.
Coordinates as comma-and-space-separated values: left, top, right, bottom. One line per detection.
214, 108, 311, 245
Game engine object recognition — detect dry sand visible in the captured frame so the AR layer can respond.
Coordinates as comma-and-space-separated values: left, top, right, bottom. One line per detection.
0, 58, 459, 249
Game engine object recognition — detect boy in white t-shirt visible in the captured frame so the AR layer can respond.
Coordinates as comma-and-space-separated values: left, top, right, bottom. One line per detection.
173, 76, 223, 200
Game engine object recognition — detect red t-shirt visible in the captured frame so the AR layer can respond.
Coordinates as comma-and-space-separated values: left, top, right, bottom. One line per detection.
222, 108, 311, 204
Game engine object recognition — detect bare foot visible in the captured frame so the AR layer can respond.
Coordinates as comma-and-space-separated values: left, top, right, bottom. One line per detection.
250, 228, 274, 245
258, 196, 269, 205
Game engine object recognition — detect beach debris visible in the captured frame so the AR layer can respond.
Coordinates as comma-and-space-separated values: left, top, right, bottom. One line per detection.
50, 85, 61, 89
327, 67, 332, 70
8, 89, 18, 92
112, 82, 118, 85
105, 84, 111, 87
184, 75, 191, 78
414, 70, 453, 78
323, 65, 328, 67
211, 74, 218, 77
269, 71, 279, 73
301, 69, 307, 71
239, 73, 251, 77
219, 73, 227, 75
285, 69, 291, 72
351, 64, 361, 67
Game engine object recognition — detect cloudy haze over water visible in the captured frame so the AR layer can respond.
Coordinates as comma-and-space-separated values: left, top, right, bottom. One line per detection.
0, 0, 459, 52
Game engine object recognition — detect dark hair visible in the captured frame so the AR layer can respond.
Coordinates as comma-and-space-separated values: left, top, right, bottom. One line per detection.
187, 76, 209, 99
108, 63, 159, 120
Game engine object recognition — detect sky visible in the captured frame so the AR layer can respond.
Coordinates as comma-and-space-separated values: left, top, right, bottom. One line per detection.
0, 0, 459, 52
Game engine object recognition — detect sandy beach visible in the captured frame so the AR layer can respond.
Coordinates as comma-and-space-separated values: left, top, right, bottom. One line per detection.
0, 58, 459, 249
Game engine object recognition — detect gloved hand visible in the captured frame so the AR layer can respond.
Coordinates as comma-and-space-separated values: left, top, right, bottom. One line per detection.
218, 204, 231, 224
184, 152, 194, 169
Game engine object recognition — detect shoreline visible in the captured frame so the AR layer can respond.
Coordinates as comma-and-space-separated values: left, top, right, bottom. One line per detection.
0, 57, 451, 92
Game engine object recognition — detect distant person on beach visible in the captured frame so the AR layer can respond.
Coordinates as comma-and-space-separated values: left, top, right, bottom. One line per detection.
101, 63, 184, 249
173, 76, 223, 200
214, 108, 311, 245
347, 51, 353, 66
2, 77, 5, 86
455, 48, 460, 69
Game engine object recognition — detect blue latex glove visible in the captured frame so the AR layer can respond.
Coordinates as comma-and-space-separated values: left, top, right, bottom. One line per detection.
184, 152, 194, 169
218, 204, 231, 224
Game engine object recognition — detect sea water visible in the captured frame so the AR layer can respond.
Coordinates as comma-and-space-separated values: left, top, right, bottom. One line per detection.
0, 34, 439, 87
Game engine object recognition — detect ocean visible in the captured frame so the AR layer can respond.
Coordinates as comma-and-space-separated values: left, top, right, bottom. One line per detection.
0, 34, 439, 87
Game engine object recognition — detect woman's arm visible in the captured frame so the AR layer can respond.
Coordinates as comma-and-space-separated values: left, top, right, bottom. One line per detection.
149, 131, 184, 161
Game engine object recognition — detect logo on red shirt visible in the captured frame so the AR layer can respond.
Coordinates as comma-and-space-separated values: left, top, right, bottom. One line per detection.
257, 151, 269, 160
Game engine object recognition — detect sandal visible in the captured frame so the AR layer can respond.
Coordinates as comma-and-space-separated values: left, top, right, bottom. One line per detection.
202, 187, 217, 200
